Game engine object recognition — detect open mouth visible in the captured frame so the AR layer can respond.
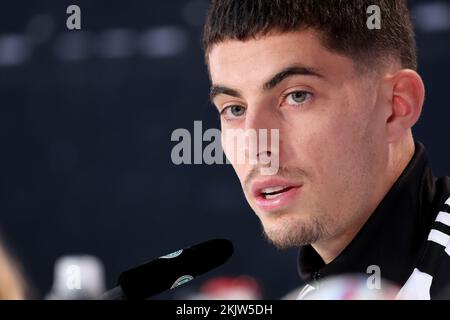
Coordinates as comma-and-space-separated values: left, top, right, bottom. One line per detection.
250, 178, 303, 212
260, 186, 295, 199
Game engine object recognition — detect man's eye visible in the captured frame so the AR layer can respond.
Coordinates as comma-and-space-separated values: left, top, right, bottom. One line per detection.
285, 91, 312, 106
221, 105, 246, 119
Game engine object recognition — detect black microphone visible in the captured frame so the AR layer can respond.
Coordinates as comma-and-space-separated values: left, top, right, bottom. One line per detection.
102, 238, 234, 300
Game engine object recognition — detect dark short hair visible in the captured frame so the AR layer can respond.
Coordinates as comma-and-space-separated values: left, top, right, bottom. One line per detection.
203, 0, 417, 71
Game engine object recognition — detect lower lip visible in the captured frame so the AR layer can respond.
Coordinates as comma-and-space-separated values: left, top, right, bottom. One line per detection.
254, 186, 302, 212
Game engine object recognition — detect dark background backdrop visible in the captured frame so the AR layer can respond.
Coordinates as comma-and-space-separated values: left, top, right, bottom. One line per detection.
0, 0, 449, 299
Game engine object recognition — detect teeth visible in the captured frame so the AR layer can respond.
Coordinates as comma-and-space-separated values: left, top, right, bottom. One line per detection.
261, 186, 285, 194
265, 193, 281, 200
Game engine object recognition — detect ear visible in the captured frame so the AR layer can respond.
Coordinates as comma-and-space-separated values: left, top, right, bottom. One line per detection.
385, 69, 425, 143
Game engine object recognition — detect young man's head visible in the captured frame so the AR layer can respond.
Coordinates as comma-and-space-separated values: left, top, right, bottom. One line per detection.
203, 0, 425, 261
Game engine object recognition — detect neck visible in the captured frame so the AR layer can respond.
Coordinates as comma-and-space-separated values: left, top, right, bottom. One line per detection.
312, 136, 416, 264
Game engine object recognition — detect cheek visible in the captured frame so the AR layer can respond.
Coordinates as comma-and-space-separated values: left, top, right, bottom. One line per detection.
284, 104, 369, 182
315, 116, 376, 192
221, 132, 249, 183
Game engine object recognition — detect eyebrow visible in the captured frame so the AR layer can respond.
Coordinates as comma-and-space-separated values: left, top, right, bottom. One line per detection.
263, 66, 324, 91
210, 65, 324, 103
210, 86, 243, 102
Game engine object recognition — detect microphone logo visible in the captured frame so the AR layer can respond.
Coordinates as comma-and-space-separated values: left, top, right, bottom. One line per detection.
160, 250, 183, 259
171, 275, 194, 289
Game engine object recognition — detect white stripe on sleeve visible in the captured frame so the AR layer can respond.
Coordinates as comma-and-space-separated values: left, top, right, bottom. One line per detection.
428, 229, 450, 247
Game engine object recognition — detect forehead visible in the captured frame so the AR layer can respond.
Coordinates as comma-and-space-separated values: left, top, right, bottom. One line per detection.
208, 29, 355, 87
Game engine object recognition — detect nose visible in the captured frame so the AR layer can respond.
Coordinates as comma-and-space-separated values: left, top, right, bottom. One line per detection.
243, 104, 280, 165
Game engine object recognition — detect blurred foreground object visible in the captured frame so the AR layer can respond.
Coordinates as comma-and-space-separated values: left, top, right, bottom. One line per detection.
46, 255, 105, 300
189, 276, 262, 300
0, 241, 26, 300
299, 274, 400, 300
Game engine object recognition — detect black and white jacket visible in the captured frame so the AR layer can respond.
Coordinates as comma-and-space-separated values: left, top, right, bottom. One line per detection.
297, 141, 450, 300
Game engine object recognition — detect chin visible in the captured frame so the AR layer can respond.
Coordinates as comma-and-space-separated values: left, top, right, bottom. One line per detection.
260, 212, 326, 248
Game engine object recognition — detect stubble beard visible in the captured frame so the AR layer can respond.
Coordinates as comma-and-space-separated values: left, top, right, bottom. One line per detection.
261, 213, 328, 249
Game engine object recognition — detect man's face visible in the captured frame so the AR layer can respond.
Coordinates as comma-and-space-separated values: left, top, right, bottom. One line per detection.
208, 30, 389, 249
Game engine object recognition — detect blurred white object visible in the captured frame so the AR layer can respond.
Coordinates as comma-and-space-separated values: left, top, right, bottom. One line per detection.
397, 268, 432, 300
297, 274, 400, 300
46, 255, 105, 300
